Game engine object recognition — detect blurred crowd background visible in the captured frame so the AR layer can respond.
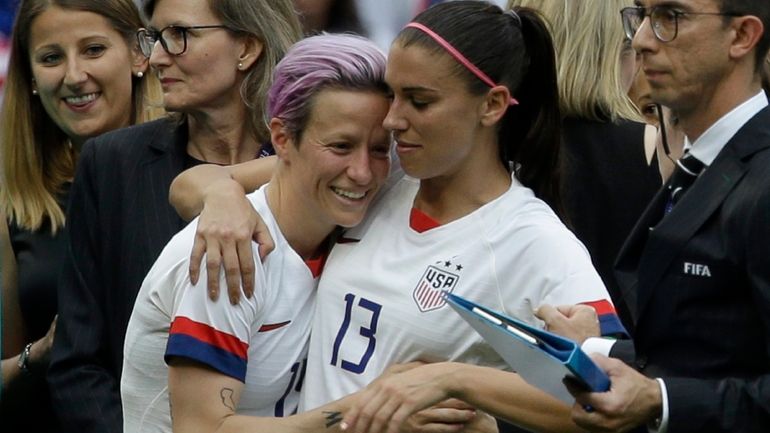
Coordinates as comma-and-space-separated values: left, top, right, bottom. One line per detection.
0, 0, 19, 101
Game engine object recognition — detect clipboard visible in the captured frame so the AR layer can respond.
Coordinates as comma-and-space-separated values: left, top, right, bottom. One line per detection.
446, 293, 609, 404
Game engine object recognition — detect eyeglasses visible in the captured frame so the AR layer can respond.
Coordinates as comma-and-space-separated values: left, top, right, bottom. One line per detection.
620, 6, 741, 43
136, 25, 229, 57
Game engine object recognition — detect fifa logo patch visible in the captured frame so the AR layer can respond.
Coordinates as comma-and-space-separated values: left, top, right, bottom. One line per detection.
413, 260, 462, 312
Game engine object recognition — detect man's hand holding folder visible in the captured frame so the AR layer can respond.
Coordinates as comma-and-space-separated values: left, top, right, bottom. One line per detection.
565, 354, 664, 433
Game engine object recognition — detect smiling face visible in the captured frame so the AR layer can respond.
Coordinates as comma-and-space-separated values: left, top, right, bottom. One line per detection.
28, 6, 140, 145
280, 88, 391, 230
148, 0, 249, 114
383, 42, 488, 181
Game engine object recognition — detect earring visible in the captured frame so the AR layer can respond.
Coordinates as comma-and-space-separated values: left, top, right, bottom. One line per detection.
238, 62, 244, 70
136, 71, 144, 78
32, 89, 38, 95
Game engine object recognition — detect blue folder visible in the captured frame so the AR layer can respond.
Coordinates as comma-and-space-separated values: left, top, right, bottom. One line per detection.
446, 293, 610, 403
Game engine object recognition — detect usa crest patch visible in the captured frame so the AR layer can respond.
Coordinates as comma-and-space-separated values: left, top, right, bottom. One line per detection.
413, 263, 460, 312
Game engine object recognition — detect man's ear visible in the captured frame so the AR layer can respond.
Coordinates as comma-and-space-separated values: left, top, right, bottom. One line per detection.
237, 36, 264, 72
479, 85, 511, 127
270, 118, 294, 161
728, 15, 764, 64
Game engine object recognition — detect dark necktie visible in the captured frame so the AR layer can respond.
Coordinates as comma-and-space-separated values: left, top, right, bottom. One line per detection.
664, 152, 705, 214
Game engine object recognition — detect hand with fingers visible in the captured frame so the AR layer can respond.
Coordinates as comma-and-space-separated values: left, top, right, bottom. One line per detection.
342, 362, 471, 433
188, 177, 275, 304
401, 399, 480, 433
457, 409, 498, 433
566, 354, 662, 433
535, 304, 600, 345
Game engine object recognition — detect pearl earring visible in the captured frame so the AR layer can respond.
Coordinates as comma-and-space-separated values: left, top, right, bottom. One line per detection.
32, 89, 38, 95
238, 62, 244, 70
136, 71, 144, 78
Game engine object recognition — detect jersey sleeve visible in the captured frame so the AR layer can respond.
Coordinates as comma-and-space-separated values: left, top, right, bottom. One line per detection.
491, 208, 627, 337
164, 238, 265, 383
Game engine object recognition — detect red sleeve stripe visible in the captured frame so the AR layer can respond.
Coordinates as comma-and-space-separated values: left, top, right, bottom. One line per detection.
169, 316, 248, 359
580, 299, 616, 316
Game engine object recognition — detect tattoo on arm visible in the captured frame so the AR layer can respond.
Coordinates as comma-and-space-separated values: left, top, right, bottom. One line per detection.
220, 388, 237, 412
323, 411, 343, 429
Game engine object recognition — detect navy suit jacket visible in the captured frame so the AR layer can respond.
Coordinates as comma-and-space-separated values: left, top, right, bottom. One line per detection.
613, 106, 770, 432
48, 118, 192, 433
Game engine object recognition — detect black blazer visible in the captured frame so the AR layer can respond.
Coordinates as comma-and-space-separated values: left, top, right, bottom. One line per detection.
613, 106, 770, 432
48, 118, 192, 433
561, 117, 661, 333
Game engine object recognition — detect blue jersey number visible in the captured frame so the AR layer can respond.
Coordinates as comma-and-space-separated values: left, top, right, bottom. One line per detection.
274, 358, 306, 417
330, 293, 382, 374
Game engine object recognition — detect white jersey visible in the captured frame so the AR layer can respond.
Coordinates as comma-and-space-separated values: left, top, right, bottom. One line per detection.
300, 175, 619, 410
122, 186, 317, 433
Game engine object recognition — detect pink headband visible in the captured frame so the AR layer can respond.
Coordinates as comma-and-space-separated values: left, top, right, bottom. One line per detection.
405, 22, 519, 106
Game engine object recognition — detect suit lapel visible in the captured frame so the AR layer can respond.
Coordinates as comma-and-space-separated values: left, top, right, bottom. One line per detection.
614, 187, 668, 323
634, 149, 746, 317
616, 106, 770, 323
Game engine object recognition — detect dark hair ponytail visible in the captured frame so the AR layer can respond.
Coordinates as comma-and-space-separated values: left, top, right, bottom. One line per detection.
504, 7, 563, 218
397, 1, 564, 219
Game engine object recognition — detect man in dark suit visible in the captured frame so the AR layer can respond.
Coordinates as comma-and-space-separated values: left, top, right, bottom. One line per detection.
541, 0, 770, 432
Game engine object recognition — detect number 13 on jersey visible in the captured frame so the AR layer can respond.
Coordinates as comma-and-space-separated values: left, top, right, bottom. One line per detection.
330, 293, 382, 374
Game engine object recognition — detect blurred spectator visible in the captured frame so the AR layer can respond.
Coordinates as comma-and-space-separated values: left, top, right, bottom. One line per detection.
0, 0, 19, 101
355, 0, 506, 51
508, 0, 661, 333
628, 58, 685, 181
628, 62, 659, 127
293, 0, 364, 35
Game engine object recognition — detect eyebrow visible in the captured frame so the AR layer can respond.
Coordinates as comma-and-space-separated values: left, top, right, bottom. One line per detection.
32, 44, 60, 54
148, 21, 192, 29
634, 1, 691, 11
656, 1, 689, 9
33, 34, 112, 52
395, 85, 440, 94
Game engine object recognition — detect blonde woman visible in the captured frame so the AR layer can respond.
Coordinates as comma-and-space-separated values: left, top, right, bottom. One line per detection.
507, 0, 662, 332
0, 0, 163, 431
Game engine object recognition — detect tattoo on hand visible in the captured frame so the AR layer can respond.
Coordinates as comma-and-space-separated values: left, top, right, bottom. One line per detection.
323, 411, 343, 428
220, 388, 237, 411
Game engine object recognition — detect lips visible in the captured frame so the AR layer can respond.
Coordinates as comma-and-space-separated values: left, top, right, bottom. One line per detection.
395, 139, 422, 156
62, 92, 100, 111
160, 77, 181, 87
331, 186, 367, 201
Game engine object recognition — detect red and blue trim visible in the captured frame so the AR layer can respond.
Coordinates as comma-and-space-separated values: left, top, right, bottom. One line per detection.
580, 299, 628, 338
165, 316, 249, 382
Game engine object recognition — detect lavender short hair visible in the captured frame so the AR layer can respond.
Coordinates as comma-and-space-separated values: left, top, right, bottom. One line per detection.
267, 33, 388, 142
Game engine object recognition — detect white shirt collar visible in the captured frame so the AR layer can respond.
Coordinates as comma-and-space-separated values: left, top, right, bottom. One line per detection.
683, 90, 768, 166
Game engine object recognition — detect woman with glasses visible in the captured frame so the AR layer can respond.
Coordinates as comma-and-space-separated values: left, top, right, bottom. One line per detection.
46, 1, 300, 432
0, 0, 163, 431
